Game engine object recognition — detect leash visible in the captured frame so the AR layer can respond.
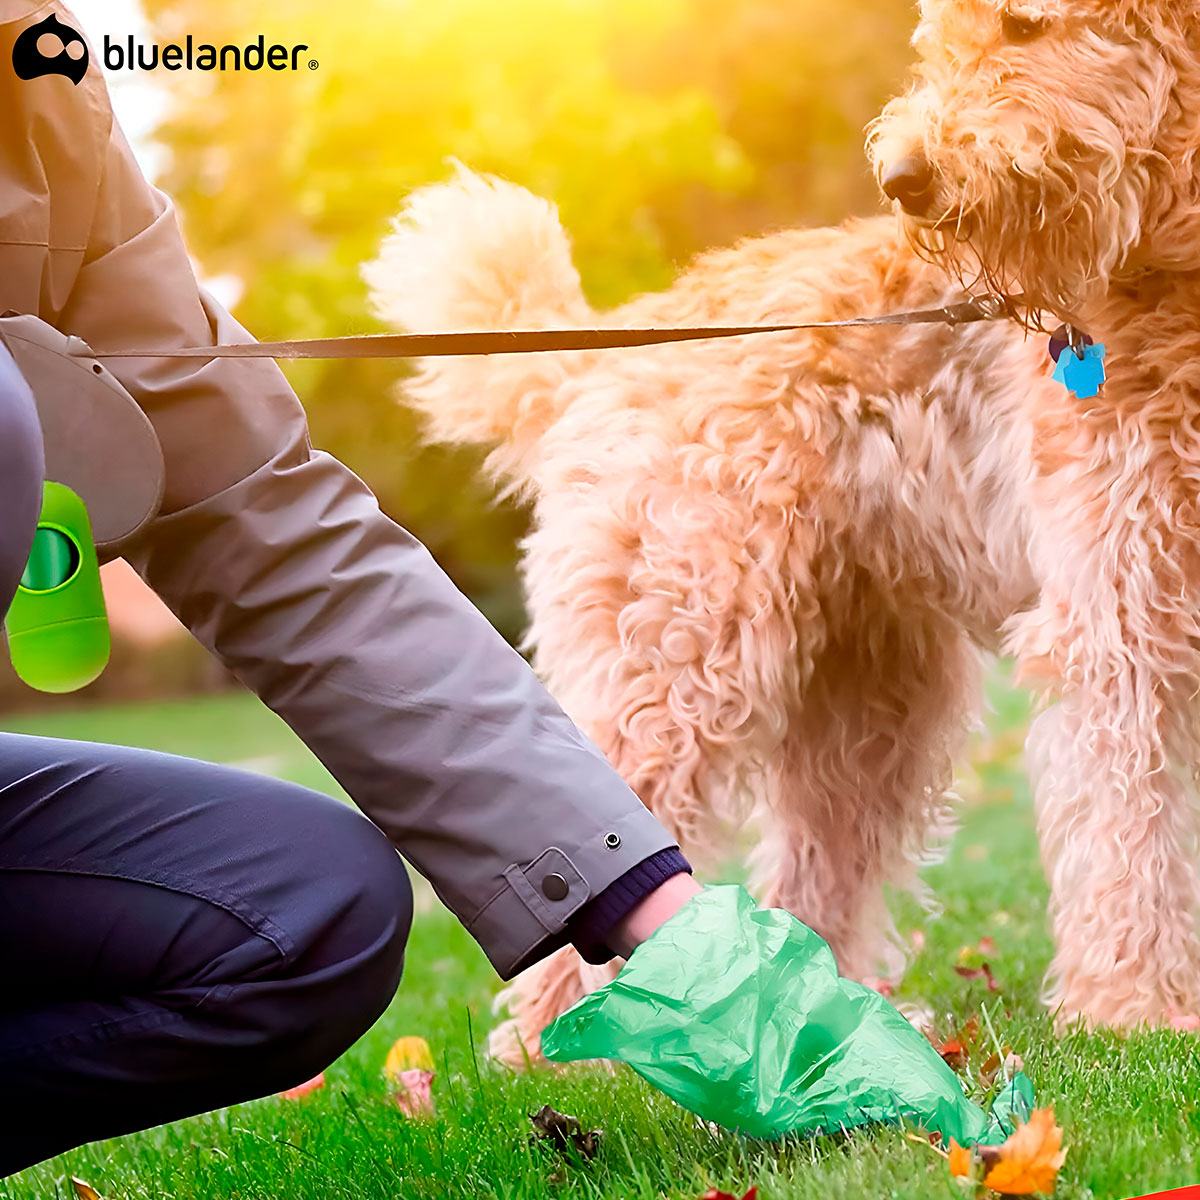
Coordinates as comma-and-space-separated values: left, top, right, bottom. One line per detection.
80, 295, 1021, 360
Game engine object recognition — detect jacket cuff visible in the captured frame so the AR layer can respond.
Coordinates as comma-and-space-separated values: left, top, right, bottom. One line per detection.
464, 804, 680, 979
567, 848, 693, 964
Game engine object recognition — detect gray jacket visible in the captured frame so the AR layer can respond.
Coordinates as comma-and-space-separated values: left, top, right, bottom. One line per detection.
0, 0, 675, 978
0, 342, 43, 611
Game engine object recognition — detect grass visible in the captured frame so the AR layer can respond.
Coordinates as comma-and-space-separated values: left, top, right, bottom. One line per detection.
2, 665, 1198, 1199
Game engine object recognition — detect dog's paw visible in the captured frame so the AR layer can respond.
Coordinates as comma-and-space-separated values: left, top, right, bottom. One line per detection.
862, 974, 898, 997
1166, 1008, 1200, 1032
486, 1015, 546, 1070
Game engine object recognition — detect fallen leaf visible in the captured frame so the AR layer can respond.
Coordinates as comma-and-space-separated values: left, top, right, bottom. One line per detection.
928, 1016, 981, 1071
528, 1104, 600, 1161
384, 1036, 434, 1075
529, 1105, 603, 1161
939, 1038, 968, 1071
979, 1051, 1003, 1089
978, 1107, 1066, 1195
700, 1189, 757, 1200
278, 1072, 325, 1099
955, 962, 1001, 992
392, 1067, 436, 1117
978, 1046, 1022, 1090
71, 1180, 102, 1200
947, 1141, 972, 1179
383, 1037, 436, 1117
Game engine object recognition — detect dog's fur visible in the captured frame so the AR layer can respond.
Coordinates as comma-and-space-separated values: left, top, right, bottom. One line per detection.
362, 173, 1072, 1064
869, 0, 1200, 1032
363, 0, 1200, 1061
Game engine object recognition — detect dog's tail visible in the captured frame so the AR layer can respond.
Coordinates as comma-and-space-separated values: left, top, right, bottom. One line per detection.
362, 164, 594, 489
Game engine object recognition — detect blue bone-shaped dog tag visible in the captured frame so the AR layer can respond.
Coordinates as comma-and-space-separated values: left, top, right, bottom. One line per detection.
1052, 341, 1106, 399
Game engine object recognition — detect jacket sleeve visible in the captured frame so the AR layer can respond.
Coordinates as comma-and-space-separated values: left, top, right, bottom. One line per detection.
0, 341, 45, 616
52, 75, 677, 979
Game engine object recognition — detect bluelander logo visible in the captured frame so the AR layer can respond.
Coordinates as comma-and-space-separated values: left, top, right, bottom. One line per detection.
11, 12, 89, 85
10, 14, 316, 80
102, 34, 314, 73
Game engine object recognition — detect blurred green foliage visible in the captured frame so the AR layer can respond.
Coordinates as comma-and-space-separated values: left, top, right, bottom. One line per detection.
140, 0, 917, 641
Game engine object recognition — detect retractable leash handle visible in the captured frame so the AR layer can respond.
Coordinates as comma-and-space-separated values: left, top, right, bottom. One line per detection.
0, 314, 165, 693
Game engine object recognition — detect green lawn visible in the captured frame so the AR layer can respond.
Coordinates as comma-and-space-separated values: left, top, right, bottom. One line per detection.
2, 669, 1198, 1200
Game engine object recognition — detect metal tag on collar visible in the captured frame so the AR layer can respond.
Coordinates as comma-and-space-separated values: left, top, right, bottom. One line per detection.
1048, 322, 1106, 399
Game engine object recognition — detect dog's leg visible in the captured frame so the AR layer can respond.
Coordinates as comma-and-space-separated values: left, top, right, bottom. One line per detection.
1018, 639, 1200, 1029
751, 602, 980, 985
488, 947, 621, 1068
489, 481, 810, 1065
1011, 474, 1200, 1029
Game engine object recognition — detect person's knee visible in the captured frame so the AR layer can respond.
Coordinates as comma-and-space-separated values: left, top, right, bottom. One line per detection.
318, 806, 414, 1000
201, 786, 414, 1090
268, 798, 413, 1068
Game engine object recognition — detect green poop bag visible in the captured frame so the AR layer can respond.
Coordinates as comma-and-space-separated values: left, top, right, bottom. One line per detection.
541, 885, 990, 1144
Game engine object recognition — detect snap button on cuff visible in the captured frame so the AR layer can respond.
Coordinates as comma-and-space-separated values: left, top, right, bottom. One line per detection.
541, 872, 569, 901
604, 832, 622, 850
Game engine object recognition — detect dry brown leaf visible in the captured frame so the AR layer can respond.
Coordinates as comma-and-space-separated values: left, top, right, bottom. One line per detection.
979, 1051, 1003, 1089
955, 962, 1001, 992
529, 1105, 603, 1161
979, 1107, 1066, 1195
71, 1181, 102, 1200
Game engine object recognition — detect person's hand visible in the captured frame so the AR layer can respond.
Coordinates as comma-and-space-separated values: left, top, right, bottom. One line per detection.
541, 884, 990, 1145
606, 872, 705, 959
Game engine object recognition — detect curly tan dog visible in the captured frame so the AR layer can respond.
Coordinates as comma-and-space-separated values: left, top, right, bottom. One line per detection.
870, 0, 1200, 1031
362, 168, 1073, 1065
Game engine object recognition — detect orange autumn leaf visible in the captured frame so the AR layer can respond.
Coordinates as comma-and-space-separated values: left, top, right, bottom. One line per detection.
70, 1180, 102, 1200
980, 1107, 1067, 1196
948, 1141, 973, 1179
928, 1016, 981, 1072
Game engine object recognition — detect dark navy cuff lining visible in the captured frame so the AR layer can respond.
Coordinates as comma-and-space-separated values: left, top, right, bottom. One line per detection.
567, 846, 692, 964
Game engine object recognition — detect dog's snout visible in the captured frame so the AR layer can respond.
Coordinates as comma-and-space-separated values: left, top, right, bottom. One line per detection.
881, 155, 936, 214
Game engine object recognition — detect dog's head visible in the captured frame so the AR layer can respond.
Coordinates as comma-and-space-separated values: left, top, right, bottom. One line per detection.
868, 0, 1198, 319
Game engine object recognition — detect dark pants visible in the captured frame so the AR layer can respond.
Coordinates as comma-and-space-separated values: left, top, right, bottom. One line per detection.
0, 732, 412, 1176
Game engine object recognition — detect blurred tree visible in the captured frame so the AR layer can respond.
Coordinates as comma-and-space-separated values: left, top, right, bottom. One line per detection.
138, 0, 914, 643
610, 0, 918, 253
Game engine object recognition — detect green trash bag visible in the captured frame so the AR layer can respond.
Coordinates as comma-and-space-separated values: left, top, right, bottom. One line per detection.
979, 1071, 1037, 1146
542, 885, 996, 1145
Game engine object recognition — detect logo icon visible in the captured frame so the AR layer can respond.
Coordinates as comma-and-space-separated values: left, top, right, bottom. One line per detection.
12, 13, 89, 85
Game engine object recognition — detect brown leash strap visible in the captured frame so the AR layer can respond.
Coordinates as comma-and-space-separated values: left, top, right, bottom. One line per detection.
83, 296, 1018, 360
